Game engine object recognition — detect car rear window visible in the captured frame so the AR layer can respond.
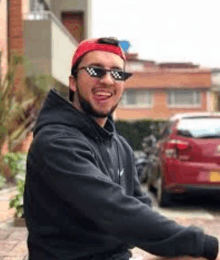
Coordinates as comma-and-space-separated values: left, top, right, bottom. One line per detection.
176, 117, 220, 138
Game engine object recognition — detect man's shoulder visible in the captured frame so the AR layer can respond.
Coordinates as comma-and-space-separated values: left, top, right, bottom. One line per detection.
34, 124, 87, 145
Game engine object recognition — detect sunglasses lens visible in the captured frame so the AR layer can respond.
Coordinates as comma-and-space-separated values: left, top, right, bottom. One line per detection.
111, 71, 133, 81
110, 70, 124, 80
86, 67, 105, 78
123, 72, 133, 81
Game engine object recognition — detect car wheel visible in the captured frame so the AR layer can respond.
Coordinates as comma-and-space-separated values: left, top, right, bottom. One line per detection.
136, 163, 145, 178
139, 164, 149, 183
146, 165, 153, 191
157, 178, 171, 207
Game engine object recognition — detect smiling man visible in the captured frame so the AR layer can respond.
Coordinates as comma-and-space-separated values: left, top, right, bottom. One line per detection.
69, 38, 131, 127
24, 37, 219, 260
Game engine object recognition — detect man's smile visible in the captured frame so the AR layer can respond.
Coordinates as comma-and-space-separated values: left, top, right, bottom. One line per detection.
93, 89, 113, 101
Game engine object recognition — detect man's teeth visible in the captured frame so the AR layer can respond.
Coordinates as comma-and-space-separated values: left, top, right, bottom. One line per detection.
96, 92, 111, 96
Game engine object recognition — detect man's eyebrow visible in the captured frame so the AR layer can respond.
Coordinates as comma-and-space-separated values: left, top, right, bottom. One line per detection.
87, 63, 123, 70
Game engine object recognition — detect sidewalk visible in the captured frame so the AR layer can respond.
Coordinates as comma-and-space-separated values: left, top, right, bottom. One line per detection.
0, 187, 28, 260
1, 187, 220, 260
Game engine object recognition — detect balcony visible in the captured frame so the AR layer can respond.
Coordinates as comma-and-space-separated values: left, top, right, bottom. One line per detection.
24, 11, 78, 87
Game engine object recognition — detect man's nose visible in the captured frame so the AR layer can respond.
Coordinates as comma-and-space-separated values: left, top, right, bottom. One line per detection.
99, 72, 114, 84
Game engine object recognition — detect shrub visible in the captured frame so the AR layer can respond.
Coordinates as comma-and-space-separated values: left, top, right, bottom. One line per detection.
3, 153, 26, 179
8, 153, 27, 217
115, 119, 166, 150
0, 175, 6, 189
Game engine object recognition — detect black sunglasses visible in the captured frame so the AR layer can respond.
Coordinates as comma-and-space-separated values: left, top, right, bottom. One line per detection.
78, 66, 132, 81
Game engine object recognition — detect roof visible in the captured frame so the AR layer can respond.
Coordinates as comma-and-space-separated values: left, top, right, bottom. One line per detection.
169, 112, 220, 121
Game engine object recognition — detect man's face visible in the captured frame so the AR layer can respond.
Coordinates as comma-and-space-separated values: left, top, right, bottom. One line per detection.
69, 50, 125, 125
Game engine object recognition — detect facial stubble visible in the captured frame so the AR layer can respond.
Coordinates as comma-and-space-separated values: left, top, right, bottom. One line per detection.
75, 83, 120, 118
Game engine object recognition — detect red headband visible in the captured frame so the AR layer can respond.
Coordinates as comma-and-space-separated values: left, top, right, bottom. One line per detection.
71, 38, 126, 67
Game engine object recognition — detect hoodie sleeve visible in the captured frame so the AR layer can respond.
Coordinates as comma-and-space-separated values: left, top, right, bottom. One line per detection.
38, 135, 218, 259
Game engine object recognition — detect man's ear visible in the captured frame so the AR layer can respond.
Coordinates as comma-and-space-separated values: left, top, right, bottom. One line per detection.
69, 75, 77, 92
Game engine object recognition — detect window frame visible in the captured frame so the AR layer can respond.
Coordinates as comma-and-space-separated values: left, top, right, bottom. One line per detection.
167, 90, 201, 108
120, 89, 153, 108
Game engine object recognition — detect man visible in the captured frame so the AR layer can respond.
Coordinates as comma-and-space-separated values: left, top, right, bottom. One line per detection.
24, 37, 219, 260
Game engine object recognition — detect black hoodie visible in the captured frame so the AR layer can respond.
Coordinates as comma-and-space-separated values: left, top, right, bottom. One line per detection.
24, 89, 218, 260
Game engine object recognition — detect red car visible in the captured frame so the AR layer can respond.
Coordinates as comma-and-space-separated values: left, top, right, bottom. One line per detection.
149, 112, 220, 207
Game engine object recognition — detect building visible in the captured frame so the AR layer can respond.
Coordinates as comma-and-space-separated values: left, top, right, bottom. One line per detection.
2, 0, 220, 147
1, 0, 91, 152
1, 0, 91, 91
115, 53, 213, 120
23, 0, 92, 90
0, 0, 8, 80
210, 69, 220, 111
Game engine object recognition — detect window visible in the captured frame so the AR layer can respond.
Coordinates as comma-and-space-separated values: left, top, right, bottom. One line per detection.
177, 118, 220, 138
167, 90, 201, 107
30, 0, 47, 12
121, 89, 153, 107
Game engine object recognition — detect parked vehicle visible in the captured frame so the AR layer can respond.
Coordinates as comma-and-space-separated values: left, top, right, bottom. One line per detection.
135, 154, 147, 181
149, 112, 220, 207
136, 124, 158, 183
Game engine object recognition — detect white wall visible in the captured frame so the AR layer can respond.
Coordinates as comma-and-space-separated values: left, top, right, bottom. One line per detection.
51, 20, 77, 86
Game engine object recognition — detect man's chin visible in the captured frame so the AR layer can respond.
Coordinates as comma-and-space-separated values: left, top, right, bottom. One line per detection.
87, 109, 111, 118
79, 98, 118, 119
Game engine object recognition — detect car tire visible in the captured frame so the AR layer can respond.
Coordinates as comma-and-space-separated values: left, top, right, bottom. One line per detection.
139, 164, 149, 183
157, 178, 171, 207
146, 166, 153, 191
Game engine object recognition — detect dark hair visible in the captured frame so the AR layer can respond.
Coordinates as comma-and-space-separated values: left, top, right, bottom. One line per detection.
97, 37, 120, 46
69, 58, 83, 102
69, 37, 121, 102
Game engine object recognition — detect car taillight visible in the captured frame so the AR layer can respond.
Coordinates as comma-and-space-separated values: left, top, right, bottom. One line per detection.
167, 140, 189, 150
165, 139, 191, 160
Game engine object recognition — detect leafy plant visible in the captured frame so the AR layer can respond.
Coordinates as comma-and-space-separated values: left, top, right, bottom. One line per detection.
9, 178, 25, 218
0, 175, 6, 189
0, 52, 49, 180
115, 119, 166, 150
3, 153, 26, 179
8, 152, 27, 217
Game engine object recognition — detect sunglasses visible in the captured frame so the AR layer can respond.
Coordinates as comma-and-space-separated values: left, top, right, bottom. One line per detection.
78, 66, 133, 81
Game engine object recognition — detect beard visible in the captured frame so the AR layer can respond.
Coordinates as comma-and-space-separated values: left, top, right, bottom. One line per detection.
75, 85, 120, 118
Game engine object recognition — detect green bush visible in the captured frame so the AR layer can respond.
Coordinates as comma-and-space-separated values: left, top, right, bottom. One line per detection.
115, 119, 166, 150
7, 152, 27, 217
9, 178, 25, 217
0, 175, 6, 189
3, 153, 26, 179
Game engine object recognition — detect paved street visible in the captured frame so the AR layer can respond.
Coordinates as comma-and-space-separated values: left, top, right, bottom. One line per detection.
0, 187, 28, 260
1, 186, 220, 260
141, 184, 220, 220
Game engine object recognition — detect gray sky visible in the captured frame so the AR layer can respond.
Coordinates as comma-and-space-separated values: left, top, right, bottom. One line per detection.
91, 0, 220, 68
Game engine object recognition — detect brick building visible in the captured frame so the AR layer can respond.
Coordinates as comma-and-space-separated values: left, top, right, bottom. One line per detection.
1, 0, 219, 152
0, 0, 8, 79
115, 53, 213, 120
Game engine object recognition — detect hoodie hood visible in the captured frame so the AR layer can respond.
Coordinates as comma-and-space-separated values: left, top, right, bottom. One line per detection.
34, 89, 116, 141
